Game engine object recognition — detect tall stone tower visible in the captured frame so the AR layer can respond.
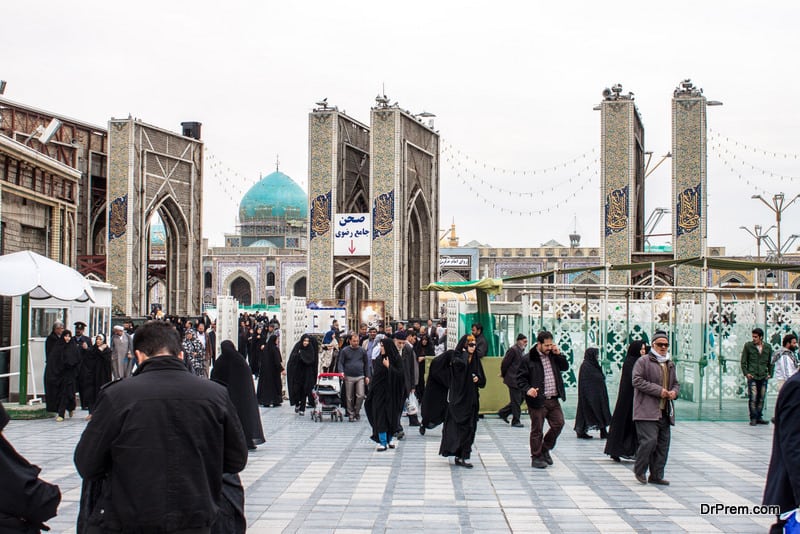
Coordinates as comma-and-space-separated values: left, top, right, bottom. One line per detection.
106, 118, 203, 316
370, 100, 439, 321
672, 79, 708, 291
307, 106, 371, 314
599, 85, 645, 285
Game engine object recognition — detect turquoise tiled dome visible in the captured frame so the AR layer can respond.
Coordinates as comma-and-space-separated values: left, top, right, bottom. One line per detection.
238, 171, 307, 222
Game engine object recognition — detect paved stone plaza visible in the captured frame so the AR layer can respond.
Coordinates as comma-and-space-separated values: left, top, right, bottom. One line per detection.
4, 403, 776, 533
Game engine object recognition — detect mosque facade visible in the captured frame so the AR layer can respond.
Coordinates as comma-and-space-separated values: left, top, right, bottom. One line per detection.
202, 170, 308, 309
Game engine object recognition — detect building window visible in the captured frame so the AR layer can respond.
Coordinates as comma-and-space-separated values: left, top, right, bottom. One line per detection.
267, 271, 275, 286
204, 272, 212, 289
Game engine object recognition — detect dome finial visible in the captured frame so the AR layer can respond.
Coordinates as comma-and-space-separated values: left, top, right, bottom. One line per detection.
276, 154, 280, 172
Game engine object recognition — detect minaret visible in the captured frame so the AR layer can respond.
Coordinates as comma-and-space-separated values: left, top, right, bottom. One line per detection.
598, 84, 645, 284
672, 79, 712, 291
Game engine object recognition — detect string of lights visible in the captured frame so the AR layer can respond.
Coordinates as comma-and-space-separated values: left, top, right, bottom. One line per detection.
709, 150, 773, 196
709, 143, 800, 183
454, 172, 599, 216
443, 157, 599, 197
709, 129, 800, 160
441, 139, 597, 176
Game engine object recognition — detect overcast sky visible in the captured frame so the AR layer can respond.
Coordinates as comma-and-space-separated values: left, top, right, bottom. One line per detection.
4, 1, 799, 256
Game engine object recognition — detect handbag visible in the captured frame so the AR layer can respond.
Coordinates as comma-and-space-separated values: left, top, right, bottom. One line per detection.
405, 394, 419, 416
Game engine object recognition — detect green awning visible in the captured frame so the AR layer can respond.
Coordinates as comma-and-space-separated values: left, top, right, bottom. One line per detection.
421, 277, 504, 295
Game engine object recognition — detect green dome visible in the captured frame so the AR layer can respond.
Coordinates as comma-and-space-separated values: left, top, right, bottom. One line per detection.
239, 171, 307, 222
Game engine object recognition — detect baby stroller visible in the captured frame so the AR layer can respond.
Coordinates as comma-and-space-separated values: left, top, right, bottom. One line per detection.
311, 372, 345, 422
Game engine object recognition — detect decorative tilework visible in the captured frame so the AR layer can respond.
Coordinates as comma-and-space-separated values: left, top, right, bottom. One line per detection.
310, 191, 331, 240
369, 109, 399, 317
108, 195, 127, 240
604, 186, 628, 237
672, 92, 707, 291
372, 190, 394, 238
307, 113, 335, 299
601, 101, 636, 285
218, 262, 261, 301
676, 183, 701, 236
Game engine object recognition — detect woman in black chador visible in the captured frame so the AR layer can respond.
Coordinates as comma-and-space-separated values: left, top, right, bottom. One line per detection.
54, 330, 81, 422
248, 326, 261, 377
415, 334, 434, 402
604, 340, 647, 461
365, 338, 406, 451
82, 334, 113, 419
211, 340, 266, 450
439, 335, 486, 468
286, 334, 319, 416
257, 332, 284, 407
574, 347, 612, 439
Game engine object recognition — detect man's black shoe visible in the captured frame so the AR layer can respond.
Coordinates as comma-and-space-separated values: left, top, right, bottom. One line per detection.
749, 420, 757, 426
511, 421, 524, 428
635, 473, 647, 485
756, 419, 769, 425
419, 425, 426, 435
542, 449, 553, 465
576, 432, 593, 439
648, 477, 670, 486
498, 411, 509, 424
531, 457, 548, 469
395, 430, 405, 440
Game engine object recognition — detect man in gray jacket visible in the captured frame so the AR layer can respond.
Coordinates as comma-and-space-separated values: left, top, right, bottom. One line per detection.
338, 333, 371, 421
632, 330, 679, 486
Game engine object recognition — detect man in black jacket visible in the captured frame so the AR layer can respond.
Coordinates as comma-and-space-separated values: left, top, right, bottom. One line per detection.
498, 333, 527, 427
763, 370, 800, 533
74, 320, 248, 534
517, 330, 568, 469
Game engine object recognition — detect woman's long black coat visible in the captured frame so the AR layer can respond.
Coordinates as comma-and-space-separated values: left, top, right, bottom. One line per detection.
439, 350, 486, 459
211, 341, 265, 448
257, 336, 283, 406
82, 344, 112, 413
604, 341, 645, 458
574, 348, 612, 433
286, 335, 319, 408
365, 339, 406, 443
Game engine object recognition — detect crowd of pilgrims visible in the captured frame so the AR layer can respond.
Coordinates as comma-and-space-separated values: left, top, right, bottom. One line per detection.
41, 312, 643, 465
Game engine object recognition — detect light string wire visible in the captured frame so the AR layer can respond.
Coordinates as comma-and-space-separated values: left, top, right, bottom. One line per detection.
709, 128, 800, 160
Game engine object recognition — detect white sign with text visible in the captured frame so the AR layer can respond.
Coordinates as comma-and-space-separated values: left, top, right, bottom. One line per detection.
333, 213, 371, 256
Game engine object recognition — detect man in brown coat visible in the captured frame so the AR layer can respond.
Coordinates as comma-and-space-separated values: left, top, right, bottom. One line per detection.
632, 330, 679, 485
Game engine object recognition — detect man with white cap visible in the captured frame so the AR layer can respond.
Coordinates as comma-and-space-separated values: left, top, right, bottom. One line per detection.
110, 325, 132, 380
632, 330, 680, 485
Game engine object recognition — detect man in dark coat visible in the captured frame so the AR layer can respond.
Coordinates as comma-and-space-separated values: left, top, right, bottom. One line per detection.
0, 402, 61, 533
763, 369, 800, 533
74, 321, 248, 533
517, 330, 568, 469
573, 347, 611, 439
212, 340, 266, 450
498, 333, 527, 427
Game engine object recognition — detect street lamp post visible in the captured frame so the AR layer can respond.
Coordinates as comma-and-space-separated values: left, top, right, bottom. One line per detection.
751, 193, 800, 262
739, 224, 775, 261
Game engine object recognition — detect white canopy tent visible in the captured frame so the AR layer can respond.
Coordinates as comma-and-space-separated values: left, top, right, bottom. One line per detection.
0, 251, 95, 404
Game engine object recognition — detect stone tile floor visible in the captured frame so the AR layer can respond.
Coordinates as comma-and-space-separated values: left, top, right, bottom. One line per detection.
3, 404, 777, 533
